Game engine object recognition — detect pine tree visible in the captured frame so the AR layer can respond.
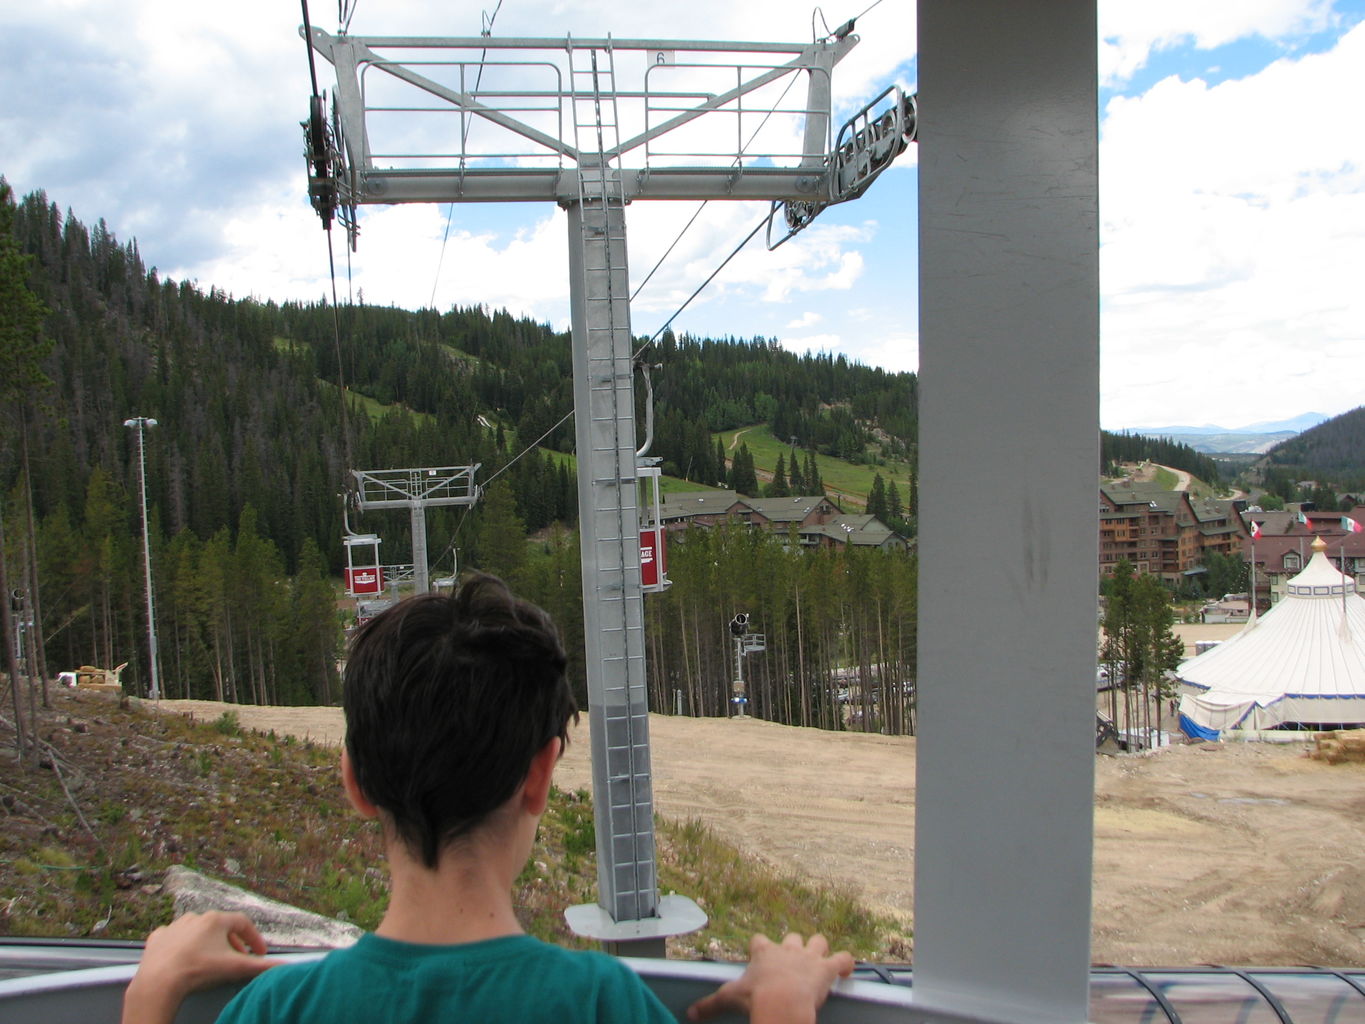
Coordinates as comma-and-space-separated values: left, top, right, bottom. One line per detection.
1, 180, 54, 754
163, 529, 209, 700
1133, 572, 1184, 738
0, 181, 52, 402
867, 474, 888, 520
1101, 562, 1183, 746
805, 451, 823, 496
887, 480, 903, 523
767, 454, 789, 498
731, 444, 759, 497
289, 537, 341, 705
788, 450, 806, 494
472, 480, 528, 584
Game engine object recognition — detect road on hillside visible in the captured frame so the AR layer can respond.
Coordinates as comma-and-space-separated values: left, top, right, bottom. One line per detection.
1125, 461, 1193, 491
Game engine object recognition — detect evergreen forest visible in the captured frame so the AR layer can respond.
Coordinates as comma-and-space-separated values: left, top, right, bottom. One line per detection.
1, 183, 920, 732
1100, 430, 1223, 488
1256, 405, 1365, 498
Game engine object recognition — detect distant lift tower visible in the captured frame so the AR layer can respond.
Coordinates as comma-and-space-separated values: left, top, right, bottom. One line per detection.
304, 25, 914, 952
350, 466, 481, 595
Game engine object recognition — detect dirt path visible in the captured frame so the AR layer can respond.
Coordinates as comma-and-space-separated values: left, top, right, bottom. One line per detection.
1123, 461, 1193, 491
159, 701, 1365, 965
726, 427, 753, 452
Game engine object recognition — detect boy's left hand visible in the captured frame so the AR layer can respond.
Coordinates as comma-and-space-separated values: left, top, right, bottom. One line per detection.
687, 932, 855, 1024
122, 911, 277, 1024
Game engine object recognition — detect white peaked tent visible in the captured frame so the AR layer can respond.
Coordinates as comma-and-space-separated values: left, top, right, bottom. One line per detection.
1179, 536, 1365, 737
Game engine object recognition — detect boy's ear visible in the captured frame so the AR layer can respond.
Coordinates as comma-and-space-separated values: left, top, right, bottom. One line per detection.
341, 748, 380, 820
521, 737, 562, 817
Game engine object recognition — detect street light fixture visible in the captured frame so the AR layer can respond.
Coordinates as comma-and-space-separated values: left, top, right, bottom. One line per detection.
123, 417, 160, 700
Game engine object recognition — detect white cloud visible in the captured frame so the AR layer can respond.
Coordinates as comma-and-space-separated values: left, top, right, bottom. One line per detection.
193, 188, 572, 325
845, 331, 919, 376
622, 204, 876, 329
1099, 0, 1335, 84
1099, 18, 1365, 427
778, 332, 843, 358
786, 311, 823, 329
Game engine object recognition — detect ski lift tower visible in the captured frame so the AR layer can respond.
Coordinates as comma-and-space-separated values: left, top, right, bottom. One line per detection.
351, 466, 481, 595
304, 24, 914, 953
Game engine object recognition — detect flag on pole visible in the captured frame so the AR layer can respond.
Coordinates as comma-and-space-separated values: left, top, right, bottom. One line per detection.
1343, 516, 1363, 534
1297, 509, 1310, 525
1250, 520, 1262, 539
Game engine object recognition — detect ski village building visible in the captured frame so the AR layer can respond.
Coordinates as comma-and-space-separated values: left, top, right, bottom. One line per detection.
655, 491, 908, 552
1099, 483, 1249, 584
1245, 505, 1365, 608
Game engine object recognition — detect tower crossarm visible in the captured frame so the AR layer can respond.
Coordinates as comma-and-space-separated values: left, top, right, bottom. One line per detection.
303, 28, 876, 206
351, 466, 482, 509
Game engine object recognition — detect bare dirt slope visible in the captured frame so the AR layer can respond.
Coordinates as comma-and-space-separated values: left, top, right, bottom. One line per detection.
162, 701, 1365, 966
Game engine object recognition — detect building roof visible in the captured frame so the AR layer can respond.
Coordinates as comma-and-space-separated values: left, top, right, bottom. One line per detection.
742, 495, 842, 522
1243, 504, 1365, 564
1100, 484, 1203, 522
657, 490, 745, 520
1179, 537, 1365, 731
1245, 504, 1365, 537
799, 514, 904, 548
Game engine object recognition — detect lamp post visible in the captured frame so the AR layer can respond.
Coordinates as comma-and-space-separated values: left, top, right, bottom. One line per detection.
123, 417, 160, 700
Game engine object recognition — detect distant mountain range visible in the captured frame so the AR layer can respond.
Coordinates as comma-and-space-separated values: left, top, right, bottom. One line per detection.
1116, 413, 1329, 454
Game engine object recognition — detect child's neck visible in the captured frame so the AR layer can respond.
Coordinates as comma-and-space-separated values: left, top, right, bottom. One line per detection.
375, 838, 525, 945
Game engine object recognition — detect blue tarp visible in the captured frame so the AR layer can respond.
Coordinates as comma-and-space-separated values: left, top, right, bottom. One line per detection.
1179, 713, 1220, 741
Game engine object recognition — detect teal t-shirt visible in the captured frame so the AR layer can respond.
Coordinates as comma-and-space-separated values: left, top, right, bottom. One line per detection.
216, 933, 676, 1023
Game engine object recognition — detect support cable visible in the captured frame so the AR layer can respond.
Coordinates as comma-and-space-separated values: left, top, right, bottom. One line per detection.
345, 224, 354, 306
430, 1, 506, 309
812, 7, 834, 41
632, 211, 768, 360
628, 202, 709, 303
338, 0, 357, 35
848, 0, 885, 24
630, 70, 800, 303
481, 409, 575, 489
301, 0, 322, 96
303, 0, 356, 474
324, 228, 355, 474
475, 205, 768, 506
818, 0, 883, 40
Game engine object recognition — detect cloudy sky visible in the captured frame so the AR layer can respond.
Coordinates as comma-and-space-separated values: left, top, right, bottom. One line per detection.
2, 1, 1362, 431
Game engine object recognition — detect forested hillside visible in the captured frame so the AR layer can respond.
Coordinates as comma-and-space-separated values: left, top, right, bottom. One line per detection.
1, 183, 921, 723
1258, 405, 1365, 492
1101, 429, 1222, 487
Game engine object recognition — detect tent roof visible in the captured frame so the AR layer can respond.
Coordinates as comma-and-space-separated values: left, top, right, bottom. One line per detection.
1179, 538, 1365, 703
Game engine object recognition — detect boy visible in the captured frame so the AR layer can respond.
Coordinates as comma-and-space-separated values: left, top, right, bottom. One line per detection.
123, 574, 852, 1023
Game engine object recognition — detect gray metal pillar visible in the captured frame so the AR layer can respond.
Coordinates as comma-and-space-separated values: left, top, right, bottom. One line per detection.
914, 1, 1098, 1022
565, 197, 658, 925
409, 504, 429, 593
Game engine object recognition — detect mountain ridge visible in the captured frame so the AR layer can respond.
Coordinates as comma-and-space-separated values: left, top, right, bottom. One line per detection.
1113, 414, 1327, 455
1121, 413, 1326, 436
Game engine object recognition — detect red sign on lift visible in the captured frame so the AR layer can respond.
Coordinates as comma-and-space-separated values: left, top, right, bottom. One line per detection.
640, 529, 667, 589
346, 566, 384, 595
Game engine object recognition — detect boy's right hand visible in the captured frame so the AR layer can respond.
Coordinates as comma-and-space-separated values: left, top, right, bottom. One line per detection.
687, 932, 855, 1024
122, 911, 277, 1024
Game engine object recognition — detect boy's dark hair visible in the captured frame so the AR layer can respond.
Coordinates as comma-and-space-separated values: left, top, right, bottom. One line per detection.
343, 573, 578, 868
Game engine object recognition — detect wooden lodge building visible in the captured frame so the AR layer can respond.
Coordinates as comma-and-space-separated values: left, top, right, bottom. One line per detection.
1100, 481, 1365, 611
654, 491, 908, 552
1099, 483, 1249, 583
